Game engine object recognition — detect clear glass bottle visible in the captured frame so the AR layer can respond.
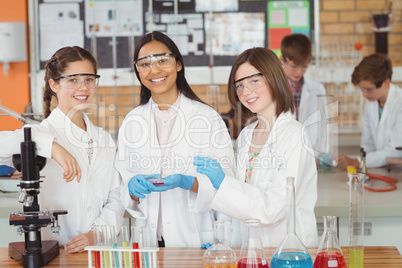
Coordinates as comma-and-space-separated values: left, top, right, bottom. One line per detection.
349, 173, 365, 268
203, 221, 237, 268
313, 216, 346, 268
271, 177, 313, 268
237, 219, 269, 268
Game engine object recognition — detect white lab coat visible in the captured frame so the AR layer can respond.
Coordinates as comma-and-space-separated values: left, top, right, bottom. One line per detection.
115, 95, 235, 247
0, 108, 125, 245
361, 83, 402, 167
211, 111, 318, 247
296, 77, 326, 154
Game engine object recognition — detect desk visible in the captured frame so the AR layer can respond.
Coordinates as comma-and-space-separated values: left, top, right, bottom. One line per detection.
1, 247, 402, 267
315, 166, 402, 217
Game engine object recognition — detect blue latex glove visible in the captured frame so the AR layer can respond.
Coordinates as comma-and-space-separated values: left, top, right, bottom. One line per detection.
193, 156, 225, 189
128, 174, 161, 199
159, 174, 195, 190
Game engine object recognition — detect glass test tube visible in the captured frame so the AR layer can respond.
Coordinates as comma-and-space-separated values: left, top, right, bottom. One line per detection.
111, 226, 121, 268
102, 225, 112, 268
349, 173, 364, 268
121, 226, 131, 268
92, 225, 102, 268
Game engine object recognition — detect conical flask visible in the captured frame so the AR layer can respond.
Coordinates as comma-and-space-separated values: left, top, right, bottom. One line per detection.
313, 216, 346, 268
271, 177, 313, 268
203, 221, 237, 268
237, 219, 269, 268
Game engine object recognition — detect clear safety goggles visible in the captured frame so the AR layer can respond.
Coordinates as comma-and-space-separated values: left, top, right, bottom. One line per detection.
55, 73, 100, 90
134, 53, 177, 73
234, 73, 266, 95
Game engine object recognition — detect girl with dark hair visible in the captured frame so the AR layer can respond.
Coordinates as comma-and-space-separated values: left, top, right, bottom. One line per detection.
115, 31, 235, 247
0, 46, 125, 253
194, 47, 318, 247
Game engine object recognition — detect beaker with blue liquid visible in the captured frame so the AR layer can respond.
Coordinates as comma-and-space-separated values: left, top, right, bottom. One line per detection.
270, 177, 313, 268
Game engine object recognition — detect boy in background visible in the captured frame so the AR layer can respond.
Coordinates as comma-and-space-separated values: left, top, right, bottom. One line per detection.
335, 53, 402, 169
280, 33, 326, 156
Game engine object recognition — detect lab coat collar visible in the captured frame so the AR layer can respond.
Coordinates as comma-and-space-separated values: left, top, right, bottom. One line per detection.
243, 111, 293, 149
378, 83, 398, 128
46, 107, 97, 147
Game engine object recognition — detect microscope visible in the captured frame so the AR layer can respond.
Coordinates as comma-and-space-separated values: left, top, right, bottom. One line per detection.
9, 128, 67, 268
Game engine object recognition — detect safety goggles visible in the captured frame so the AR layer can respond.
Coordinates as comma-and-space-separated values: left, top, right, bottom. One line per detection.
234, 73, 266, 95
134, 53, 177, 73
54, 73, 100, 90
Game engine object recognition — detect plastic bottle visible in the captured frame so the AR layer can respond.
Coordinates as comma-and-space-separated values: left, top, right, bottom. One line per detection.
237, 219, 269, 268
203, 220, 237, 268
313, 216, 346, 268
271, 177, 313, 268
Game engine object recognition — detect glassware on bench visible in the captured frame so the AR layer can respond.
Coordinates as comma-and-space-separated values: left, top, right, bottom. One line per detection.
203, 220, 237, 268
237, 219, 269, 268
313, 216, 346, 268
271, 177, 313, 268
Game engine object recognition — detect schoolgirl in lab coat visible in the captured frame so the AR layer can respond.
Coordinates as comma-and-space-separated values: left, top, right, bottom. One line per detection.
194, 47, 318, 247
115, 31, 235, 247
336, 53, 402, 169
0, 46, 125, 253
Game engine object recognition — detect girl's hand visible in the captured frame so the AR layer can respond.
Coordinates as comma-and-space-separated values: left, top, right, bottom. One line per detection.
51, 142, 82, 182
193, 156, 225, 189
64, 231, 94, 253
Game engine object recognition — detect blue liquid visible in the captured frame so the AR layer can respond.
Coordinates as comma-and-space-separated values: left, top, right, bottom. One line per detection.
318, 153, 333, 170
112, 243, 121, 268
271, 252, 313, 268
143, 252, 150, 268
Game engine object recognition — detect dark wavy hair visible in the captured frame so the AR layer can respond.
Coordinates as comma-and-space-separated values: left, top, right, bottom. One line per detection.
43, 46, 97, 118
227, 47, 295, 128
133, 31, 204, 105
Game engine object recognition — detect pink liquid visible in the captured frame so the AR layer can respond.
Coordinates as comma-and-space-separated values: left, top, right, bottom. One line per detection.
237, 258, 269, 268
313, 251, 347, 268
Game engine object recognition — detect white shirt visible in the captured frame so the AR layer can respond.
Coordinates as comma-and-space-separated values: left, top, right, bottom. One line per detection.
361, 83, 402, 167
0, 108, 125, 245
211, 111, 318, 247
116, 95, 235, 247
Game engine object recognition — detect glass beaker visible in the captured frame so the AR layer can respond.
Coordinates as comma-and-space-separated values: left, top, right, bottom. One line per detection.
203, 220, 237, 268
237, 219, 269, 268
313, 216, 346, 268
349, 173, 364, 268
271, 177, 313, 268
316, 95, 337, 172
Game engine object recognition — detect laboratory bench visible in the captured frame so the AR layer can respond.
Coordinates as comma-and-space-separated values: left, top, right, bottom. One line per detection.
0, 246, 401, 267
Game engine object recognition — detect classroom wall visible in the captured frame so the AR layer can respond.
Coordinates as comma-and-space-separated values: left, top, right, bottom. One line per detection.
1, 0, 402, 133
319, 0, 402, 66
0, 0, 30, 131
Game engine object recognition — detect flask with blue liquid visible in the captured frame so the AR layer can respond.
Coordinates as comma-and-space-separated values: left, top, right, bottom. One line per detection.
270, 177, 313, 268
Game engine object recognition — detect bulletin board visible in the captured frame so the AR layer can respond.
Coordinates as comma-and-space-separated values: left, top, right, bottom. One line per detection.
36, 0, 316, 69
267, 1, 313, 56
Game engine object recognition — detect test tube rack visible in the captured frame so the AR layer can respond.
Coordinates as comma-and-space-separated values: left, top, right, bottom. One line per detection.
85, 246, 159, 268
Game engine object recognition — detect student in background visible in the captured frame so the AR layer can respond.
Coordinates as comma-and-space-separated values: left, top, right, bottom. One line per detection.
336, 53, 402, 169
194, 47, 318, 247
0, 46, 125, 253
280, 33, 326, 154
115, 31, 235, 247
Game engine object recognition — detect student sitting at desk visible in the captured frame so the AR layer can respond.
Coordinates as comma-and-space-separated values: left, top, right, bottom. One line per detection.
336, 53, 402, 169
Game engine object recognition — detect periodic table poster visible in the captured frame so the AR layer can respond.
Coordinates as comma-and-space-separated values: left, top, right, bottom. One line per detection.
268, 1, 311, 56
